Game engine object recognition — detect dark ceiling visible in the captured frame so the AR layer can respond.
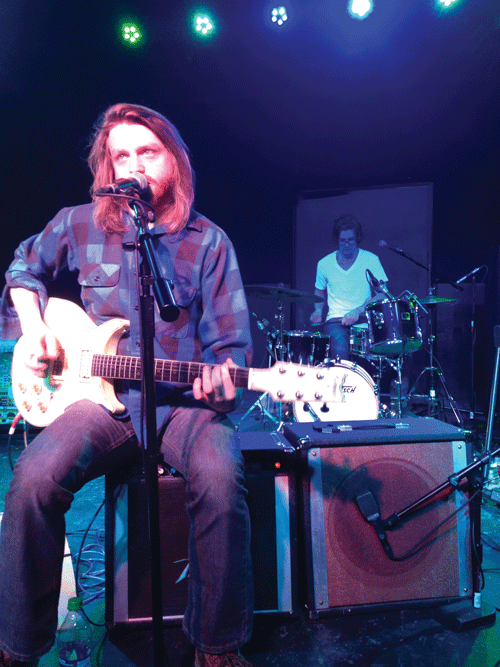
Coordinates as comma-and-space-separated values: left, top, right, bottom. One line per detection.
0, 0, 499, 288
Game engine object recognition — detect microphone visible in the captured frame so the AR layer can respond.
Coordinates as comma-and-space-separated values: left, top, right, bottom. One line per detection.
95, 173, 153, 202
355, 490, 394, 559
252, 312, 269, 330
366, 269, 380, 289
379, 240, 405, 256
456, 266, 483, 284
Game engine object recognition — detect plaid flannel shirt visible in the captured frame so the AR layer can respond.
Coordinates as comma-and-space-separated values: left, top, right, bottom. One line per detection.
1, 202, 252, 434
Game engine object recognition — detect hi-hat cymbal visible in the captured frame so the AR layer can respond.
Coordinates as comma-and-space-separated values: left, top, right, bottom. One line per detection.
245, 284, 324, 304
419, 296, 458, 305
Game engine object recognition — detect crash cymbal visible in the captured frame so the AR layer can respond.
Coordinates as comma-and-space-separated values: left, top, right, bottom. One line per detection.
418, 296, 458, 305
245, 284, 324, 304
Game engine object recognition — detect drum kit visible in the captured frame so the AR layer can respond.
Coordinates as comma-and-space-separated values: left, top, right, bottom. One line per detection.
241, 283, 462, 426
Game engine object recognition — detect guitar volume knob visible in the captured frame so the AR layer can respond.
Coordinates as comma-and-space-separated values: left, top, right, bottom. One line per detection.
22, 401, 32, 412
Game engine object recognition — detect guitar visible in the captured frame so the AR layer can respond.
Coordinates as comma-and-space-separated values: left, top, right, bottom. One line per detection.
11, 298, 352, 428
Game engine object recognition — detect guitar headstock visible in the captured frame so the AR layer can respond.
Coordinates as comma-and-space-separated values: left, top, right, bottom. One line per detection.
248, 362, 344, 404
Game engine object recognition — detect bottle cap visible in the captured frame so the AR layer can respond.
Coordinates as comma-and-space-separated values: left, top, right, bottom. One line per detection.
67, 597, 83, 611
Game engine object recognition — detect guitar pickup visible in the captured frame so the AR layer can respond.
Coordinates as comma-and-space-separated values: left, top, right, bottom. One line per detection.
80, 351, 92, 381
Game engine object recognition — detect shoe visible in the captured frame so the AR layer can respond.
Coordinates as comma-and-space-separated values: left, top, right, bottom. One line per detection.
0, 650, 38, 666
194, 648, 253, 667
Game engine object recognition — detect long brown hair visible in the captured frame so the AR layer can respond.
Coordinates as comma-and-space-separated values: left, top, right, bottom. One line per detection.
88, 103, 195, 233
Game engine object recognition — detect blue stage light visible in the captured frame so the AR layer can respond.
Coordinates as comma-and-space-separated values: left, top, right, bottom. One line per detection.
271, 6, 288, 26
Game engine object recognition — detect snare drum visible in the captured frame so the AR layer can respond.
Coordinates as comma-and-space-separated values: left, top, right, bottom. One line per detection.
293, 360, 379, 422
366, 298, 422, 356
275, 330, 333, 365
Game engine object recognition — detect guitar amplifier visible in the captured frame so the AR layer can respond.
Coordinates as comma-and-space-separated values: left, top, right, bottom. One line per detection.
105, 429, 298, 627
283, 418, 473, 617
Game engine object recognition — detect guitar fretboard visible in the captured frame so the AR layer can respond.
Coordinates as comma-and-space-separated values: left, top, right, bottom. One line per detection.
91, 354, 251, 388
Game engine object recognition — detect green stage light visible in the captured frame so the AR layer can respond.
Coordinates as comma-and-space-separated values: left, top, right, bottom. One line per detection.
193, 12, 216, 38
121, 23, 142, 45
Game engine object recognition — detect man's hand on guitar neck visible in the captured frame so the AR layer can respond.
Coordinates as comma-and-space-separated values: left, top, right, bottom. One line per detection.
193, 358, 241, 413
10, 288, 59, 377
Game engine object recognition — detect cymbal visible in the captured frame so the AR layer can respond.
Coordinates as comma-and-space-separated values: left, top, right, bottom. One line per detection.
245, 284, 324, 304
418, 296, 458, 305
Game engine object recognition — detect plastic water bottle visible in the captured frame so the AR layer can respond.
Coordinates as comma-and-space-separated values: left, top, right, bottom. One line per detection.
57, 597, 92, 667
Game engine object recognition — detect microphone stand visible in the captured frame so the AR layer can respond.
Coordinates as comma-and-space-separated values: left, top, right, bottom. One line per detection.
95, 188, 180, 667
128, 197, 180, 667
360, 442, 499, 630
360, 322, 500, 630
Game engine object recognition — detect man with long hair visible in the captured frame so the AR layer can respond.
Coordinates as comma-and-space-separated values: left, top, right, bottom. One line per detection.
0, 104, 254, 667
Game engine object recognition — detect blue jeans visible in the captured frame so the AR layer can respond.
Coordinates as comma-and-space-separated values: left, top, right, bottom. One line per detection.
323, 319, 351, 361
0, 399, 253, 660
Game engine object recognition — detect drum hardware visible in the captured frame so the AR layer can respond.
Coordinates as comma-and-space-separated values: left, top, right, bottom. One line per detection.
418, 296, 458, 305
243, 285, 327, 428
453, 266, 487, 425
405, 290, 463, 426
235, 327, 280, 429
244, 284, 325, 305
381, 355, 406, 418
243, 284, 381, 425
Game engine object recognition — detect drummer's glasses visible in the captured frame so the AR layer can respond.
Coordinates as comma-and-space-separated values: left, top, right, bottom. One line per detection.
339, 237, 356, 245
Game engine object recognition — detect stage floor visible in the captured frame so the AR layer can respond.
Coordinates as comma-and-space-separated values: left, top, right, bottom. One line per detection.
0, 394, 499, 667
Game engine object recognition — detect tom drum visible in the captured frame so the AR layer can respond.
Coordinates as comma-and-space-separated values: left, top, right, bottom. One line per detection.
366, 298, 422, 356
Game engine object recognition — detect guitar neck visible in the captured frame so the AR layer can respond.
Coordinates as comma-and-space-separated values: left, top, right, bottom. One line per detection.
91, 354, 251, 388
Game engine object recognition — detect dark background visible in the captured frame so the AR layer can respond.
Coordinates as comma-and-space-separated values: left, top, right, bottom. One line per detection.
0, 0, 499, 412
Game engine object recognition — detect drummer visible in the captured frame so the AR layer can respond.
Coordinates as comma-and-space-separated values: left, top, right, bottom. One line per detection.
310, 214, 388, 360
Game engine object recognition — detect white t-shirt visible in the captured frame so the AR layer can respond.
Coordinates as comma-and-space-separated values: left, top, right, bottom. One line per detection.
315, 249, 388, 320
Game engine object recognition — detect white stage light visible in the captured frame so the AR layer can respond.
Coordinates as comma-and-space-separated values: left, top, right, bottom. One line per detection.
349, 0, 373, 19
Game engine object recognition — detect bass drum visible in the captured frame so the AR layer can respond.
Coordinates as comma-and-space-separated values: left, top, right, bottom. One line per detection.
293, 360, 379, 423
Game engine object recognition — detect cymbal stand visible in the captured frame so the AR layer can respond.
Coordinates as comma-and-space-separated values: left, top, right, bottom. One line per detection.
384, 355, 404, 418
235, 337, 278, 430
273, 299, 286, 426
406, 298, 463, 425
236, 301, 287, 430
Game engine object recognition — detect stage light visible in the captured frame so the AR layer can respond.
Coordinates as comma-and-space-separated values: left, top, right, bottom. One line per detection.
348, 0, 373, 20
193, 12, 216, 38
121, 23, 142, 45
438, 0, 460, 6
271, 6, 288, 26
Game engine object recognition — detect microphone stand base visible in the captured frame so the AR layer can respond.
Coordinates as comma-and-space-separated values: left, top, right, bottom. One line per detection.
434, 599, 496, 632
